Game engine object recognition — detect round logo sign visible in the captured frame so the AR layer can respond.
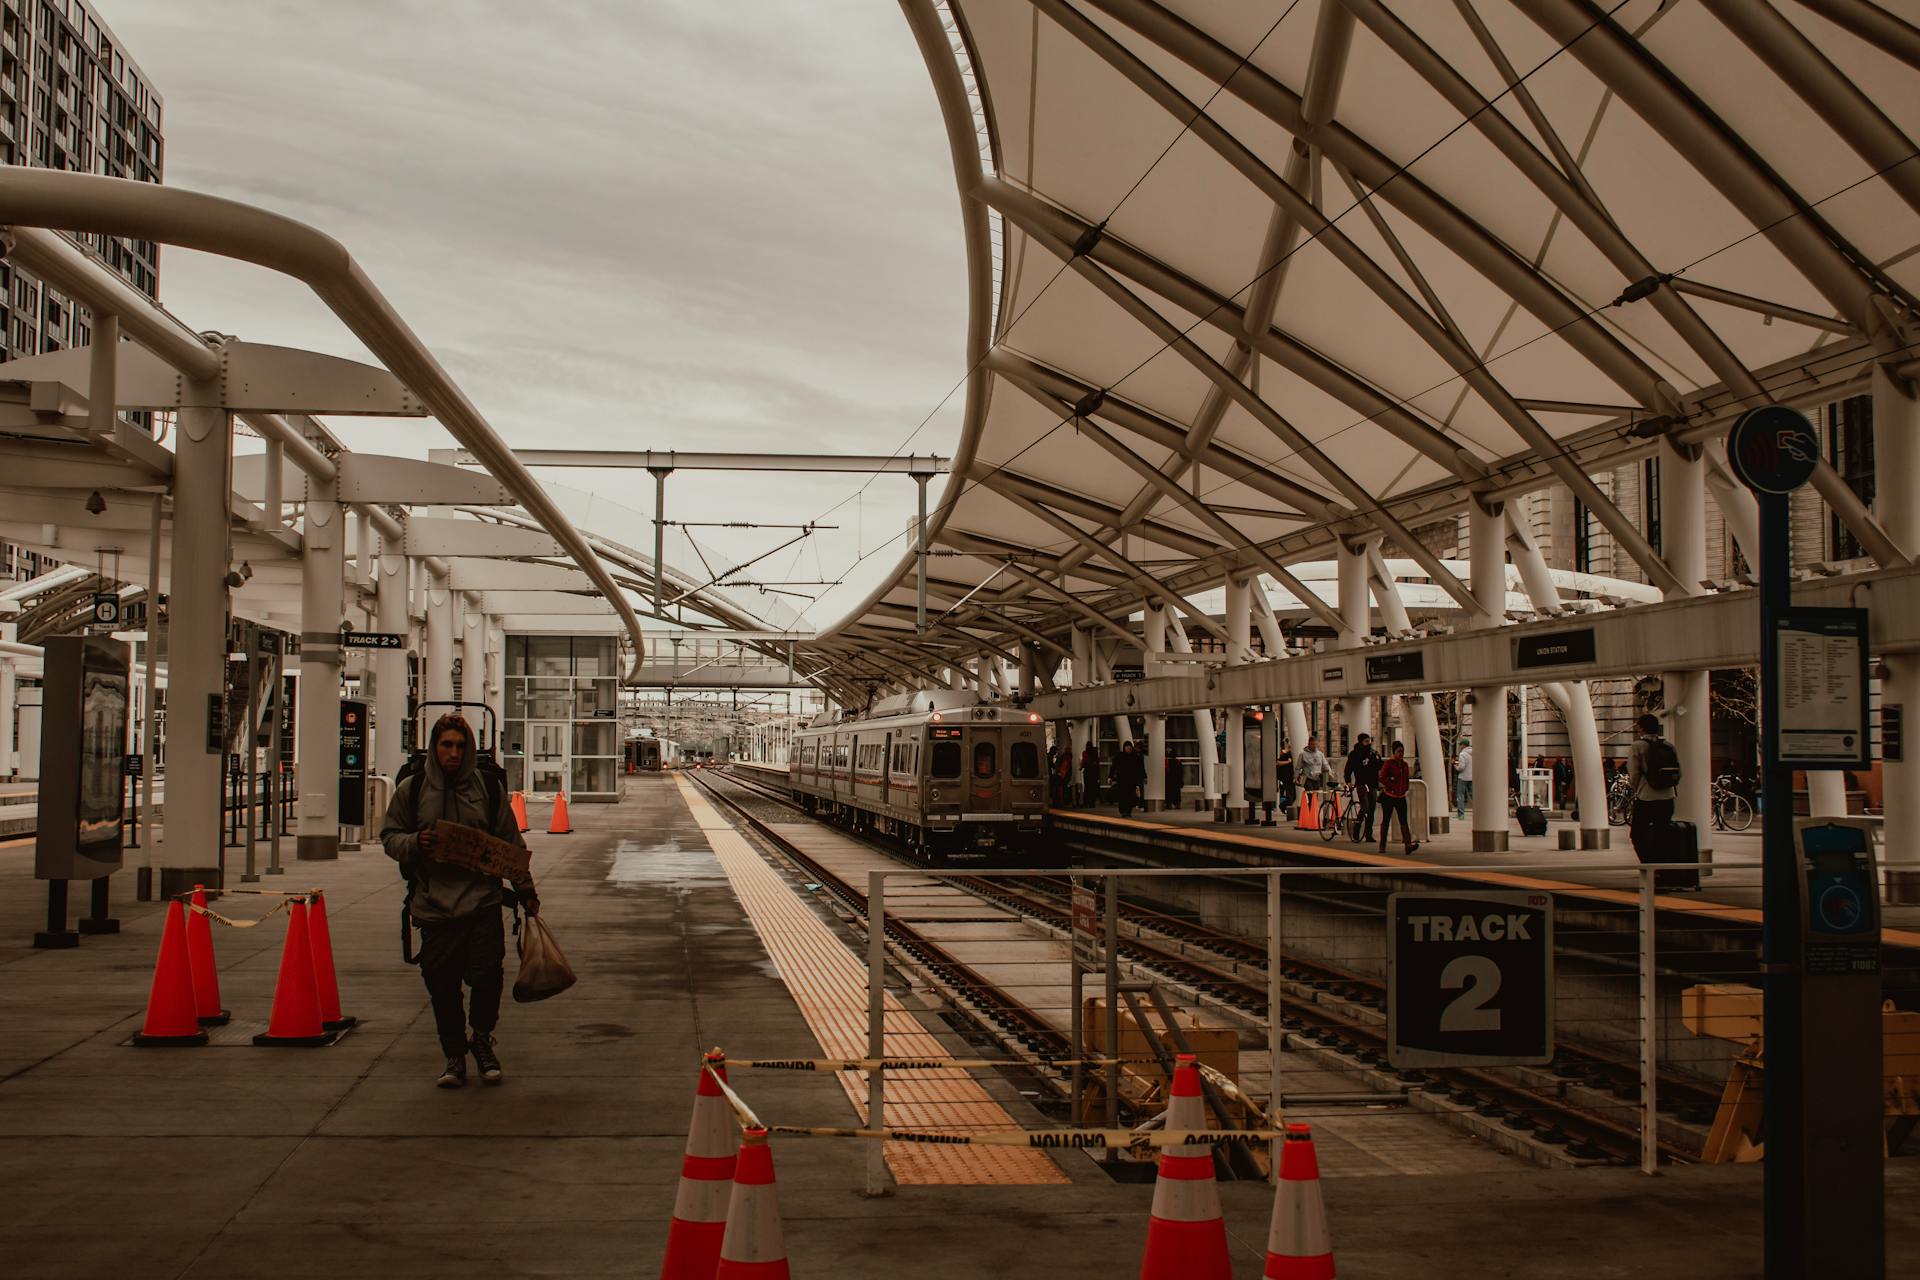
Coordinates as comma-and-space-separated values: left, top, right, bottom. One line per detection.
1727, 405, 1819, 495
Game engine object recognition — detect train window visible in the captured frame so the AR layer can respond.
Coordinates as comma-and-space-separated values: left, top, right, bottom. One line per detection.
1010, 741, 1040, 779
972, 742, 997, 777
930, 741, 961, 777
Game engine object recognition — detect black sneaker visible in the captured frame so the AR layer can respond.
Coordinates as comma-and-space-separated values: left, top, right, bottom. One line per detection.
471, 1033, 503, 1085
436, 1056, 467, 1089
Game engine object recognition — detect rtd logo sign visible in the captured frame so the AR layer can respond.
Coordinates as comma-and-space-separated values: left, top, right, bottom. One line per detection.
1387, 891, 1554, 1069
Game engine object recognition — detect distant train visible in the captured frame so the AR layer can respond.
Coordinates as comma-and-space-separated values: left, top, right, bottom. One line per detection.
626, 736, 680, 772
789, 689, 1050, 862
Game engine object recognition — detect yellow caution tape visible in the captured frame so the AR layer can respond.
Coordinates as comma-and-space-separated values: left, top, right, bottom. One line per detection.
705, 1065, 765, 1131
179, 896, 295, 929
1197, 1061, 1273, 1126
726, 1055, 1156, 1073
761, 1124, 1283, 1151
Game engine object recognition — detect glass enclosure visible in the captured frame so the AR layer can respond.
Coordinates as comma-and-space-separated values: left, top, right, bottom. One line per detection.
503, 635, 622, 800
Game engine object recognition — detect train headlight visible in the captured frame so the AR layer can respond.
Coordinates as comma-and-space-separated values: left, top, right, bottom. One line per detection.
930, 788, 942, 801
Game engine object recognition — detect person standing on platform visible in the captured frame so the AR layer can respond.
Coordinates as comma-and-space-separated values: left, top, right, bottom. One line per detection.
1628, 713, 1683, 881
1453, 738, 1473, 818
381, 713, 537, 1090
1376, 740, 1420, 855
1276, 740, 1295, 814
1079, 741, 1100, 809
1296, 734, 1331, 807
1164, 749, 1182, 812
1343, 732, 1382, 843
1113, 740, 1147, 818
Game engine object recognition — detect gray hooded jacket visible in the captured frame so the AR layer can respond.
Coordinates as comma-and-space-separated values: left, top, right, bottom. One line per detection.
380, 722, 532, 924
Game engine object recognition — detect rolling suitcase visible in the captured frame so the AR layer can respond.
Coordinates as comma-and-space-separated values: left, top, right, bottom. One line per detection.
1516, 805, 1548, 837
1659, 819, 1701, 891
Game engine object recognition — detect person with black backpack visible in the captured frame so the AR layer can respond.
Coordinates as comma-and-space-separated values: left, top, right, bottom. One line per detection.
381, 712, 538, 1088
1627, 713, 1688, 887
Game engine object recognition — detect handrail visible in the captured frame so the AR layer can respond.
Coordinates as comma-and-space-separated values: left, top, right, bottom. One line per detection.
0, 169, 647, 674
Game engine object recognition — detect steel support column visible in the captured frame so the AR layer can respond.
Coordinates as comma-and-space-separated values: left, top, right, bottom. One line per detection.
1876, 355, 1920, 900
1469, 500, 1509, 852
1337, 539, 1375, 745
460, 596, 485, 710
1167, 612, 1218, 803
1365, 550, 1446, 820
426, 565, 455, 705
1225, 577, 1251, 819
1143, 606, 1167, 810
373, 547, 410, 782
296, 470, 345, 860
1658, 438, 1714, 859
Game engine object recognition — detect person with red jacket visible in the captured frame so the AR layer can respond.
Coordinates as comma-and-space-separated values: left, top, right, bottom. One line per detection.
1375, 740, 1421, 856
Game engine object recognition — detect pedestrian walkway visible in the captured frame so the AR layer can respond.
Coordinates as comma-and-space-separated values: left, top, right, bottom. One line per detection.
1, 779, 1914, 1277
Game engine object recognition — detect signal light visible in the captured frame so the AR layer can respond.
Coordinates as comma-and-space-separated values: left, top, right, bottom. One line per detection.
931, 712, 942, 722
1028, 712, 1041, 723
1252, 710, 1265, 721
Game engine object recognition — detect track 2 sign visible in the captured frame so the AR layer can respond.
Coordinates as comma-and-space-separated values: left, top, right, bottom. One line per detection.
1387, 891, 1554, 1068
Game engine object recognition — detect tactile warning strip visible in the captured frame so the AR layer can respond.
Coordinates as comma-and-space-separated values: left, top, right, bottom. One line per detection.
676, 776, 1068, 1185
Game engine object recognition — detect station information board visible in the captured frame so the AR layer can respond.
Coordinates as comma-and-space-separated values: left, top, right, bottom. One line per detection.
1387, 890, 1554, 1069
1772, 607, 1869, 768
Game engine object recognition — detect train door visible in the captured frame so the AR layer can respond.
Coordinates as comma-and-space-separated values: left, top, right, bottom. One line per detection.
965, 727, 1005, 814
880, 733, 893, 810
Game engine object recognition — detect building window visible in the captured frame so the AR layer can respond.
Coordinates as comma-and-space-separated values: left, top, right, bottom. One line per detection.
1828, 394, 1874, 562
1572, 497, 1592, 574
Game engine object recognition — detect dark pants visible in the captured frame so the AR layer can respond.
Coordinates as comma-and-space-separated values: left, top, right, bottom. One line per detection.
1353, 782, 1377, 838
418, 909, 506, 1058
1376, 795, 1413, 847
1082, 771, 1099, 807
1117, 783, 1140, 817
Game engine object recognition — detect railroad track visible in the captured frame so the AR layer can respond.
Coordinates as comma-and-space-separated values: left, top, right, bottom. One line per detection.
707, 766, 1691, 1167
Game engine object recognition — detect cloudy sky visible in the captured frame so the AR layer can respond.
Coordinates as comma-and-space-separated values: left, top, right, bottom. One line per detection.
104, 0, 968, 629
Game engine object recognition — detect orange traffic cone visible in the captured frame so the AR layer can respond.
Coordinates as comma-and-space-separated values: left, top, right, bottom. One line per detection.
1139, 1053, 1231, 1280
307, 890, 356, 1032
1298, 792, 1319, 831
715, 1128, 788, 1280
661, 1050, 737, 1280
132, 899, 209, 1046
186, 884, 230, 1027
252, 899, 339, 1047
547, 790, 573, 835
1263, 1124, 1334, 1279
511, 790, 530, 833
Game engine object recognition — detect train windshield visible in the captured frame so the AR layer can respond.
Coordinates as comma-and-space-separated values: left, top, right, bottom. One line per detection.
1010, 742, 1040, 779
972, 742, 998, 777
931, 742, 962, 777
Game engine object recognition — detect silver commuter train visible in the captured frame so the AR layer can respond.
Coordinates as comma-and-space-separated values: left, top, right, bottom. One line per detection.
788, 688, 1049, 862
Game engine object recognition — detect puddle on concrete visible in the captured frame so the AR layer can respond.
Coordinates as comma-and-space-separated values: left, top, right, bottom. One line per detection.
605, 841, 730, 891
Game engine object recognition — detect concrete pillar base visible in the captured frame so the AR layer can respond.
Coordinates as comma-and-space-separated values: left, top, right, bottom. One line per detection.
1430, 815, 1450, 835
1557, 829, 1578, 850
1580, 829, 1610, 851
297, 835, 340, 861
1472, 830, 1510, 853
159, 867, 222, 898
1887, 869, 1920, 906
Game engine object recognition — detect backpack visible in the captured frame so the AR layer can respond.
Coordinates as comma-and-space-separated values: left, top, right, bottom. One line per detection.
1644, 737, 1682, 789
394, 754, 516, 964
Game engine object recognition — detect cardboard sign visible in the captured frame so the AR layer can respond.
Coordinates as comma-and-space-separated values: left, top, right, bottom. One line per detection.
427, 820, 531, 880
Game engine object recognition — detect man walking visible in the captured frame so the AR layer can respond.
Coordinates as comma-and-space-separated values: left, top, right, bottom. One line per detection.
382, 713, 538, 1088
1627, 713, 1687, 887
1113, 740, 1147, 818
1376, 740, 1420, 856
1079, 741, 1100, 809
1343, 732, 1382, 843
1296, 734, 1331, 812
1453, 738, 1473, 819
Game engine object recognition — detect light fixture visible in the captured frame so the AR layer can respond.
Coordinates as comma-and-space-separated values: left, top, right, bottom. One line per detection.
84, 489, 106, 516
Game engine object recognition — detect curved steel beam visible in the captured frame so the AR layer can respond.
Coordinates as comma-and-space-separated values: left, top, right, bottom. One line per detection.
0, 169, 652, 676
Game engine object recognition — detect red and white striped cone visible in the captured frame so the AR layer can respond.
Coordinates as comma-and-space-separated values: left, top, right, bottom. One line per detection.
1139, 1053, 1232, 1280
661, 1050, 737, 1280
715, 1128, 789, 1280
1263, 1123, 1334, 1279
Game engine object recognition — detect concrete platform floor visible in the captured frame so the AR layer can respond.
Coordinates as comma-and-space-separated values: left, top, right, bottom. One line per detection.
3, 775, 1916, 1277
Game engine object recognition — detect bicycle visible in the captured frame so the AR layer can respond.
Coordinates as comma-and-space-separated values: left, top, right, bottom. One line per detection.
1317, 783, 1366, 843
1606, 773, 1633, 827
1712, 773, 1755, 832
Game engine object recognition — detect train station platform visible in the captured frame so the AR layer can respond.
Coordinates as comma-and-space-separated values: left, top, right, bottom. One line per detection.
3, 775, 1916, 1277
1053, 798, 1920, 937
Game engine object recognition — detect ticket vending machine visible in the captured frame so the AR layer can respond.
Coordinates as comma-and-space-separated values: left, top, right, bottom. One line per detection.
1791, 817, 1882, 1277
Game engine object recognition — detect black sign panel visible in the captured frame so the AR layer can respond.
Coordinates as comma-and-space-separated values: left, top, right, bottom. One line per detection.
931, 726, 963, 740
1321, 664, 1344, 684
1365, 651, 1424, 684
205, 693, 226, 754
1110, 664, 1145, 683
1884, 704, 1903, 764
1514, 628, 1596, 671
341, 631, 406, 650
338, 699, 369, 825
1388, 891, 1554, 1068
123, 753, 144, 778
